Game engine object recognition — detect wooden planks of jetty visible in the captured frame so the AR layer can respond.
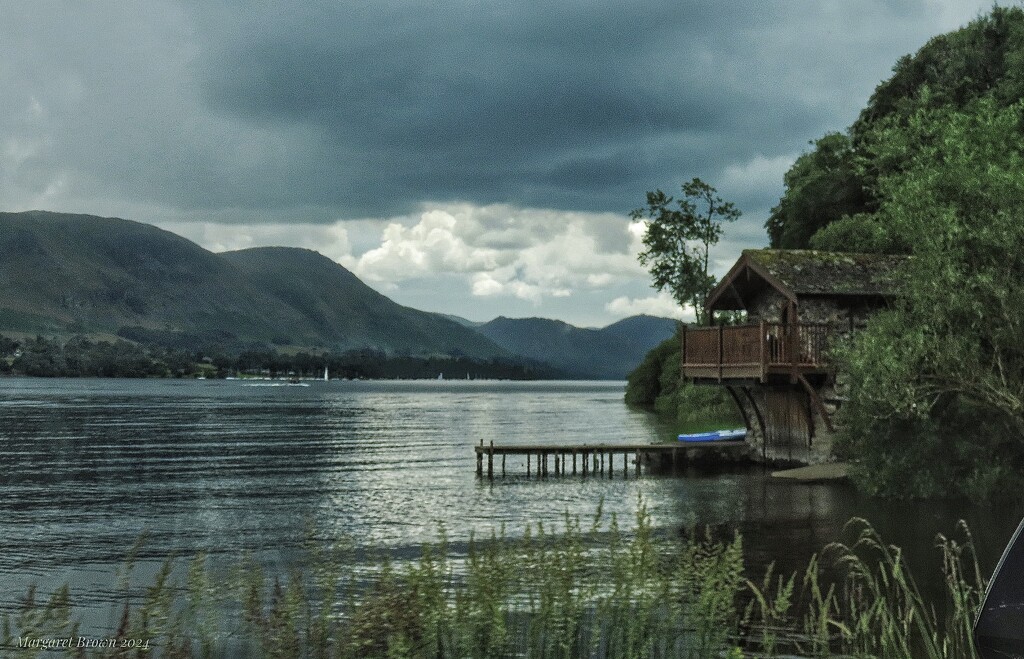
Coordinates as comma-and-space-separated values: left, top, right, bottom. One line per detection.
474, 439, 748, 479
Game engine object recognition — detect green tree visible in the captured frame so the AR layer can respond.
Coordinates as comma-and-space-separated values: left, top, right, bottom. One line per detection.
768, 8, 1024, 251
766, 133, 871, 248
631, 178, 740, 322
836, 98, 1024, 499
808, 212, 909, 254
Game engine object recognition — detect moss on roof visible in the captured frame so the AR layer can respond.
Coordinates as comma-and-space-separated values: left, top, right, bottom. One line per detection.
744, 249, 908, 297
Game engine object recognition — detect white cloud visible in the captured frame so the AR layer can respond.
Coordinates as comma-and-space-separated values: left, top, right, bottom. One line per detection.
470, 273, 506, 297
352, 209, 502, 282
155, 202, 711, 325
346, 203, 645, 304
605, 292, 694, 322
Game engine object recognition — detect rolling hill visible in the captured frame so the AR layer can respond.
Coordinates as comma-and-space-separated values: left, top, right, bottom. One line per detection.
0, 210, 679, 376
220, 246, 505, 356
0, 211, 506, 358
475, 315, 678, 379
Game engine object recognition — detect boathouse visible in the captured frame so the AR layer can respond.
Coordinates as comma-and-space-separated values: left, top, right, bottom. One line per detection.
681, 249, 906, 464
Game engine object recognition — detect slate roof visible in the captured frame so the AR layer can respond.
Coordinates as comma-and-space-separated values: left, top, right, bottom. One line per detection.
707, 249, 909, 310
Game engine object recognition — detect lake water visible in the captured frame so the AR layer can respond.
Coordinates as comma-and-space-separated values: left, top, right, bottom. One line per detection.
1, 378, 1021, 631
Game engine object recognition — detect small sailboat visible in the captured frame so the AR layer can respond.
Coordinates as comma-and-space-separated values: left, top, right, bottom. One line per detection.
437, 372, 444, 380
323, 366, 329, 382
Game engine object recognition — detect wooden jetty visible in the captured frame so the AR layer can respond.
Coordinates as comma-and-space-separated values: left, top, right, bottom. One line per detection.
474, 439, 749, 479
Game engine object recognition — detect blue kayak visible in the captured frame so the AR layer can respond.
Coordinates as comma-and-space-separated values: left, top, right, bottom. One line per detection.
678, 428, 747, 442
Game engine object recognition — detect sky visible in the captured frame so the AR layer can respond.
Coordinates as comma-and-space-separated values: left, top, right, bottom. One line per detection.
0, 1, 1002, 327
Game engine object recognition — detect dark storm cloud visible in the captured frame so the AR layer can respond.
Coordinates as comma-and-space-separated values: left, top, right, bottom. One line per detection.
186, 0, 936, 217
1, 1, 994, 222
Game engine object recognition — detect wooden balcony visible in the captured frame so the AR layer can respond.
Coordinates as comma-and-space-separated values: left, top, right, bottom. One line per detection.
681, 322, 835, 382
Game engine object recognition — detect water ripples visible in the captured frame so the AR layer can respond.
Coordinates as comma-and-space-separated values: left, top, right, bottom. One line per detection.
0, 378, 691, 616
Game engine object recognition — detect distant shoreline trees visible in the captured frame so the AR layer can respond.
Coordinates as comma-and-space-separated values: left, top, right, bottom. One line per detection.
0, 334, 566, 381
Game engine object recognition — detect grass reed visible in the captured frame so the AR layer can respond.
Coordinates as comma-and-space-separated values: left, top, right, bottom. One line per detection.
1, 504, 988, 658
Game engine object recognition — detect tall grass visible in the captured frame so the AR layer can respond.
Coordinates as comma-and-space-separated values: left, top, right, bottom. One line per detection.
1, 505, 987, 658
742, 517, 986, 658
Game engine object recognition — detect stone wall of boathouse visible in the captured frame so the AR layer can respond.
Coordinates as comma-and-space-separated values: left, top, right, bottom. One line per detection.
727, 382, 841, 466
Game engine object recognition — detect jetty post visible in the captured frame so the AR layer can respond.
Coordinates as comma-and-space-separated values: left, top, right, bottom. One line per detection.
474, 441, 748, 478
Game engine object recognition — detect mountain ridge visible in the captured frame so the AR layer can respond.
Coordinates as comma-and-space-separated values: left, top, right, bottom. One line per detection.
0, 210, 679, 377
475, 314, 677, 379
0, 211, 506, 358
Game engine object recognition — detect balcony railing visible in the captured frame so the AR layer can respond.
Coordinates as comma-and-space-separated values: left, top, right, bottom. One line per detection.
681, 322, 836, 381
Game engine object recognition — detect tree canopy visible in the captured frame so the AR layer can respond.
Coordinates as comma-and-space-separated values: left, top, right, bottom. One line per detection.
836, 98, 1024, 498
766, 133, 870, 249
632, 178, 740, 321
758, 7, 1024, 498
768, 6, 1024, 253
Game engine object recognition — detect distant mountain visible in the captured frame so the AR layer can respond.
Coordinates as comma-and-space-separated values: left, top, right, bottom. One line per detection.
600, 314, 678, 344
438, 314, 484, 329
221, 247, 504, 356
475, 315, 678, 379
0, 211, 506, 358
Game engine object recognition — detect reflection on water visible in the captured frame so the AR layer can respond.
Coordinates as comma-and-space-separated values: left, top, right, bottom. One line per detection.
1, 378, 1021, 622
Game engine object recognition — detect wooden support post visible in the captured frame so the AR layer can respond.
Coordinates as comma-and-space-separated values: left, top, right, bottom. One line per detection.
487, 441, 494, 479
527, 453, 531, 476
741, 386, 768, 461
681, 323, 687, 375
555, 452, 560, 475
623, 452, 628, 477
759, 319, 767, 382
608, 452, 613, 479
477, 439, 483, 476
572, 451, 577, 474
789, 301, 799, 383
502, 454, 506, 477
672, 447, 678, 471
635, 450, 641, 476
718, 323, 724, 381
797, 373, 835, 432
725, 386, 750, 437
